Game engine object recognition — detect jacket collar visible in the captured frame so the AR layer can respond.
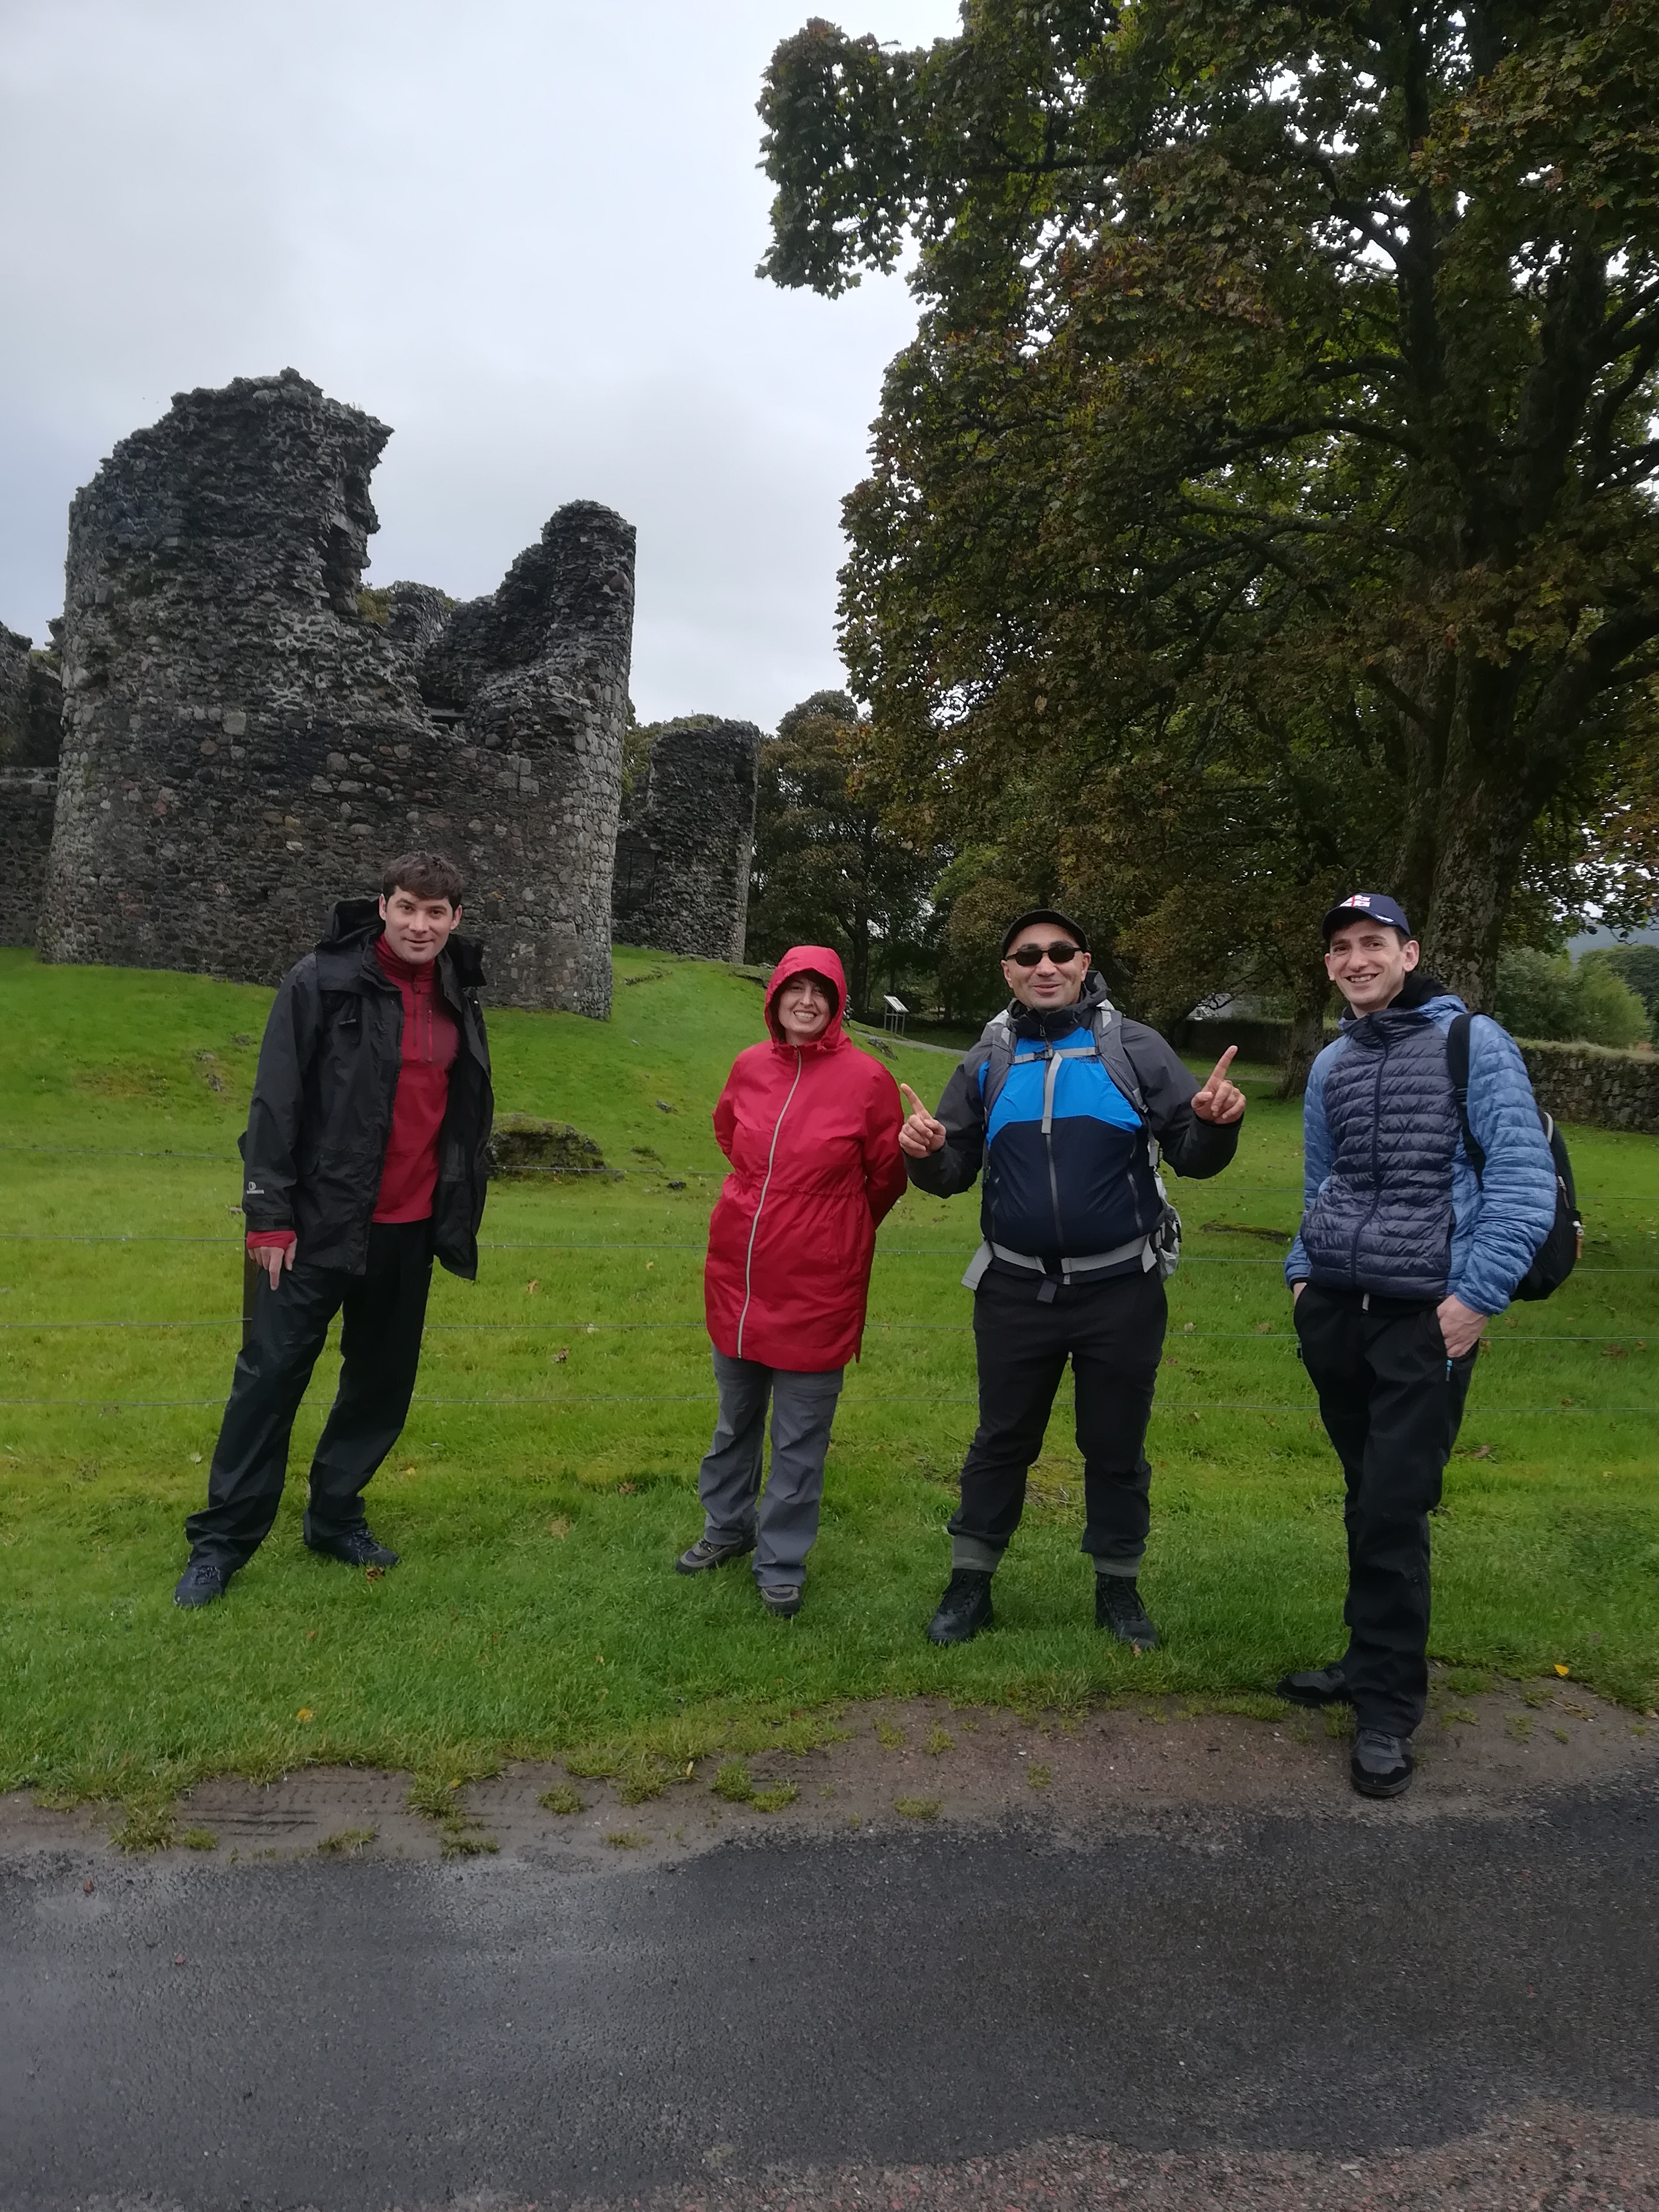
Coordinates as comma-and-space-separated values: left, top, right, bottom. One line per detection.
313, 896, 486, 995
1008, 967, 1112, 1041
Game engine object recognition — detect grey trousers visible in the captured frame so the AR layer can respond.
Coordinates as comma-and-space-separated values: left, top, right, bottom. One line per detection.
698, 1350, 845, 1592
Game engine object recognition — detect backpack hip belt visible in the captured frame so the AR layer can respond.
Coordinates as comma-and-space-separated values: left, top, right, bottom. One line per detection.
961, 1234, 1160, 1293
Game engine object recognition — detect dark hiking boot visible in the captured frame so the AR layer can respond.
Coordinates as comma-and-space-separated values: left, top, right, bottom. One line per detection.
926, 1569, 994, 1646
1095, 1575, 1159, 1650
1351, 1728, 1414, 1798
759, 1584, 803, 1619
173, 1558, 231, 1608
305, 1524, 400, 1569
1277, 1663, 1352, 1707
675, 1531, 756, 1575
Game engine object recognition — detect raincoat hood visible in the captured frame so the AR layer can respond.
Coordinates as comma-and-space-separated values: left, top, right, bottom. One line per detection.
764, 945, 850, 1049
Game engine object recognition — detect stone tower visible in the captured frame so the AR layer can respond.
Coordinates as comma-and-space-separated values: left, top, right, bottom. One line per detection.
612, 717, 760, 963
0, 623, 62, 947
37, 369, 634, 1015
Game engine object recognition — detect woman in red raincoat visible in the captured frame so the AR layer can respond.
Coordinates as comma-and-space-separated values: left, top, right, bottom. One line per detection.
676, 945, 907, 1616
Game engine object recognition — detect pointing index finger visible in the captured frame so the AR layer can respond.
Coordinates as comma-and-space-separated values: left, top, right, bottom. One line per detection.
898, 1082, 928, 1116
1207, 1046, 1239, 1085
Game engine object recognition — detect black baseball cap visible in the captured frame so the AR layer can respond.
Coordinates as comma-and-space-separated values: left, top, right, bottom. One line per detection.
1000, 907, 1090, 958
1322, 892, 1412, 940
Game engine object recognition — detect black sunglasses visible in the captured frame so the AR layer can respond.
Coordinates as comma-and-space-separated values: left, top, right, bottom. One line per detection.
1007, 940, 1083, 968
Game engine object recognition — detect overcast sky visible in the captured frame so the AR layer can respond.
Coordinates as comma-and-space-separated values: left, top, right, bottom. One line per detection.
0, 0, 957, 728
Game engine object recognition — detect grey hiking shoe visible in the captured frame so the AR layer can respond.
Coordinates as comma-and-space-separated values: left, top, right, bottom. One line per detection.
173, 1558, 231, 1608
675, 1531, 756, 1575
1095, 1575, 1159, 1650
759, 1584, 802, 1618
1351, 1728, 1414, 1798
1277, 1663, 1351, 1707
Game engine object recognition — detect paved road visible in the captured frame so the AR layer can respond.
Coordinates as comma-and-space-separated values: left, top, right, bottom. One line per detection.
3, 1778, 1656, 2209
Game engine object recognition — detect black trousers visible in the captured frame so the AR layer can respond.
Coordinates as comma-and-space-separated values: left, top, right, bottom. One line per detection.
1293, 1284, 1476, 1736
950, 1266, 1168, 1571
185, 1220, 435, 1571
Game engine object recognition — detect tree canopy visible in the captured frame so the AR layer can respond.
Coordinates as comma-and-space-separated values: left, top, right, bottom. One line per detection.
760, 0, 1659, 1013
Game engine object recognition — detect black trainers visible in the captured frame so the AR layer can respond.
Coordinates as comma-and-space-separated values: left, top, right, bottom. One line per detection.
926, 1569, 993, 1646
1351, 1728, 1414, 1798
675, 1531, 756, 1575
1095, 1575, 1159, 1650
759, 1584, 802, 1618
305, 1525, 399, 1569
173, 1558, 231, 1608
1277, 1662, 1352, 1707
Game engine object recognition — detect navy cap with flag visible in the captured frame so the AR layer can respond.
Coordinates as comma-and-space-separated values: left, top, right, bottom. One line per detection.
1322, 892, 1413, 940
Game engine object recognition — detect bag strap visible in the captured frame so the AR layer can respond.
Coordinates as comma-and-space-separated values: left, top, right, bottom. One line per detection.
1447, 1011, 1486, 1185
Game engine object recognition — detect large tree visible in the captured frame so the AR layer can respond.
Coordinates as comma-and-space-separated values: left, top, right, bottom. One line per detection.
746, 690, 940, 1017
759, 0, 1659, 1008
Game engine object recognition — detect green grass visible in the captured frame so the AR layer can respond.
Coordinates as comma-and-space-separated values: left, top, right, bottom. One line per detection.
2, 943, 1657, 1818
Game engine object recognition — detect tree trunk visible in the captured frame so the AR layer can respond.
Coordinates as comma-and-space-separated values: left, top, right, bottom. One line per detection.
1277, 964, 1332, 1099
1419, 758, 1533, 1010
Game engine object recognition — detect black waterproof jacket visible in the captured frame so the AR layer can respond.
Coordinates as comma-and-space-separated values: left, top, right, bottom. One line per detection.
240, 899, 494, 1279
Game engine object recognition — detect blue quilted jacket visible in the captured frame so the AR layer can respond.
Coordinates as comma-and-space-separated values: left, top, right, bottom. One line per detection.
1286, 989, 1556, 1314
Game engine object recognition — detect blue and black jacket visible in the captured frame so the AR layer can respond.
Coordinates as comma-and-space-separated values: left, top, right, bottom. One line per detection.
905, 972, 1240, 1284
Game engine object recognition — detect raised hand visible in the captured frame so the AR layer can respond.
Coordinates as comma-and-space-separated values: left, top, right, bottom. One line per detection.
1191, 1045, 1246, 1126
897, 1080, 948, 1158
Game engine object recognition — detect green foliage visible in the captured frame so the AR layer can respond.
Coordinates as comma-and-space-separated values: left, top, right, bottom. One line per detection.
746, 691, 942, 1018
1495, 948, 1651, 1047
1580, 944, 1659, 1020
760, 0, 1659, 1010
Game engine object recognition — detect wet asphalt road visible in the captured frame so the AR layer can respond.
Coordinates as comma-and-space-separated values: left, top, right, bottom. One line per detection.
3, 1780, 1656, 2210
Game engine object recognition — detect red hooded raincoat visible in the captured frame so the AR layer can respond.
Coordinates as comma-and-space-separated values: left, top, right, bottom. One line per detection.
704, 947, 908, 1372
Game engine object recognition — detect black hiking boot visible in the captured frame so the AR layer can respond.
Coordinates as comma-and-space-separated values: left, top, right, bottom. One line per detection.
1095, 1575, 1159, 1650
926, 1569, 994, 1646
1351, 1728, 1414, 1799
173, 1558, 232, 1608
304, 1523, 400, 1569
1277, 1663, 1352, 1707
759, 1584, 803, 1619
675, 1531, 756, 1575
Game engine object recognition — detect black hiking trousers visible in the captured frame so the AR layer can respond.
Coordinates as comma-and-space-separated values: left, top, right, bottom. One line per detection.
185, 1219, 434, 1572
950, 1265, 1168, 1572
1293, 1283, 1477, 1738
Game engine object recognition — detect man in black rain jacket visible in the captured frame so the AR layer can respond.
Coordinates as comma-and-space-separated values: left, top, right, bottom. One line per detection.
173, 852, 493, 1606
899, 909, 1245, 1646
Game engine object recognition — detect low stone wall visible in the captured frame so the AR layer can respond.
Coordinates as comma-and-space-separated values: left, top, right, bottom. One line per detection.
1517, 1042, 1659, 1134
1177, 1017, 1659, 1133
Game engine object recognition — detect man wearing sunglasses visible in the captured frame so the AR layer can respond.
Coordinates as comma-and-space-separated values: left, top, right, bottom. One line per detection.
899, 908, 1246, 1646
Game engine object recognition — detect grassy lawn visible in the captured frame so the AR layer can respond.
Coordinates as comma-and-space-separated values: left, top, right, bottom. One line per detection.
2, 943, 1657, 1817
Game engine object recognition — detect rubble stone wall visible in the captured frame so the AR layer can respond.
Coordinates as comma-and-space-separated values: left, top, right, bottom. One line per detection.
36, 370, 634, 1014
0, 623, 63, 944
612, 716, 760, 962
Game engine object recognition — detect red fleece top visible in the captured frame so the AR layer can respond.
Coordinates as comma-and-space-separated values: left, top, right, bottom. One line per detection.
246, 936, 459, 1253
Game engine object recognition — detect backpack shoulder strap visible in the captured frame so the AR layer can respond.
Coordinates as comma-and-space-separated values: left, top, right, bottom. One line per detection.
1093, 1003, 1150, 1121
977, 1010, 1017, 1121
1446, 1011, 1486, 1183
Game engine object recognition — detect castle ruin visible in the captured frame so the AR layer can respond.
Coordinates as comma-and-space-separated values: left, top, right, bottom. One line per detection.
3, 369, 764, 1010
612, 716, 759, 963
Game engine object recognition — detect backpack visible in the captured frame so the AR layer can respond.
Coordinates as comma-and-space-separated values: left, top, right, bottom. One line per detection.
974, 1001, 1183, 1281
1445, 1012, 1582, 1302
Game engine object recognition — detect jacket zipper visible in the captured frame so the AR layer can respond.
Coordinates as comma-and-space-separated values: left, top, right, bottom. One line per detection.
736, 1048, 803, 1359
1041, 1041, 1065, 1274
1348, 1029, 1387, 1288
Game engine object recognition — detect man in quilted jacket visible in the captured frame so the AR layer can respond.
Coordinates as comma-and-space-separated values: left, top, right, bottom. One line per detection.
1283, 894, 1558, 1798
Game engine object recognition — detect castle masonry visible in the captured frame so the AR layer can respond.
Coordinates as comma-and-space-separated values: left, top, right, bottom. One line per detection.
0, 623, 63, 948
36, 369, 634, 1015
613, 717, 760, 963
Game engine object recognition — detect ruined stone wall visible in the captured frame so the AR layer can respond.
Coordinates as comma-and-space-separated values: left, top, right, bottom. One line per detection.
612, 717, 759, 962
36, 370, 634, 1013
0, 623, 62, 944
418, 503, 634, 1015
